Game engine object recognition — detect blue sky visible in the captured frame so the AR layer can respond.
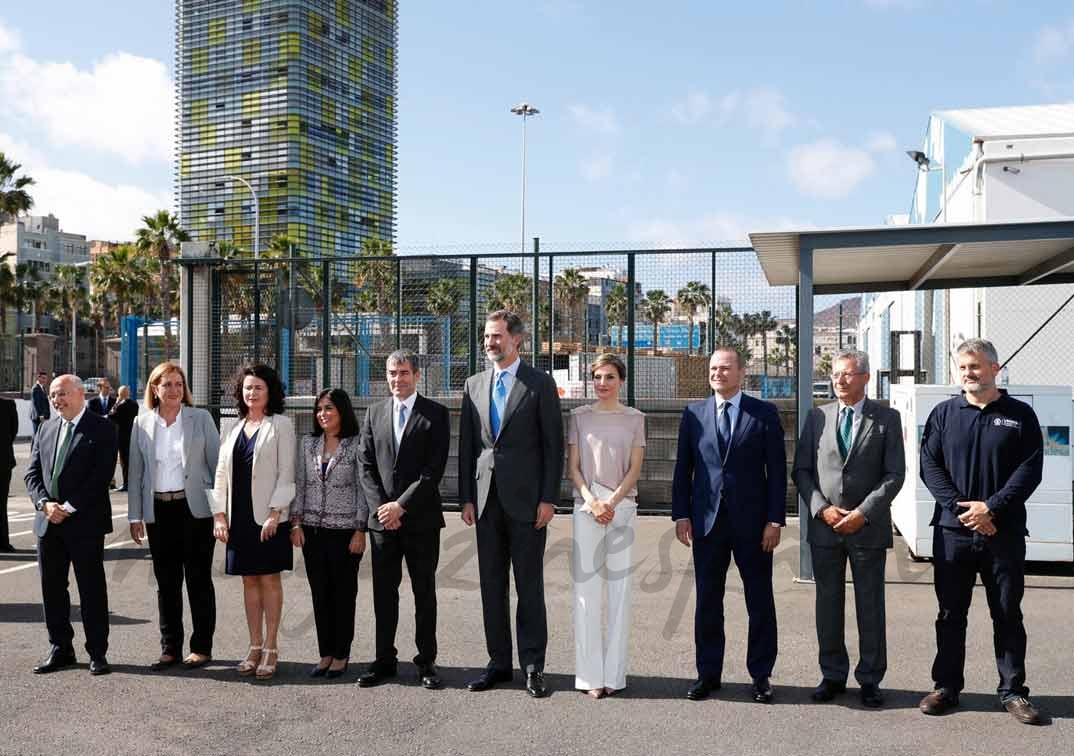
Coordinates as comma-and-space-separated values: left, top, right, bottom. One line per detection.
3, 1, 1074, 249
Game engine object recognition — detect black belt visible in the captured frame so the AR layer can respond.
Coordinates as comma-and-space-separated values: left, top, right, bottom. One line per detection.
154, 490, 186, 502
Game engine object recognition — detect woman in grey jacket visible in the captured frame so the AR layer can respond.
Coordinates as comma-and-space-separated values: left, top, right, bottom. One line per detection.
128, 362, 221, 670
291, 387, 368, 679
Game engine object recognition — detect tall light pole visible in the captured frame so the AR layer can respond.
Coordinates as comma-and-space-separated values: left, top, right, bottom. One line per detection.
224, 174, 259, 259
225, 174, 262, 361
511, 102, 539, 254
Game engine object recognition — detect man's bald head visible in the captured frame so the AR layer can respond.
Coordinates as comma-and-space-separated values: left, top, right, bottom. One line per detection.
49, 374, 86, 421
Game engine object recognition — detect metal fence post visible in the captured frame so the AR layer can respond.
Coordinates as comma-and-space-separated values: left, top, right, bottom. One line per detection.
627, 253, 636, 407
709, 250, 717, 356
253, 257, 261, 365
395, 256, 402, 350
321, 260, 331, 390
532, 237, 540, 363
546, 252, 553, 371
468, 258, 478, 377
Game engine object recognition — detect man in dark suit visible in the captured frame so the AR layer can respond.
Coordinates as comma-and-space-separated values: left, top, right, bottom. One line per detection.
89, 378, 116, 417
673, 346, 787, 703
1, 395, 18, 551
30, 371, 50, 435
793, 349, 905, 708
108, 385, 139, 492
357, 350, 450, 690
24, 374, 118, 675
459, 309, 564, 698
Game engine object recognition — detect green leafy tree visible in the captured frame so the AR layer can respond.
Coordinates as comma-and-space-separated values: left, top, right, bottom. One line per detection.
554, 267, 588, 346
753, 309, 778, 376
640, 289, 672, 355
0, 153, 34, 220
486, 272, 532, 317
676, 281, 711, 355
604, 283, 627, 350
135, 209, 189, 357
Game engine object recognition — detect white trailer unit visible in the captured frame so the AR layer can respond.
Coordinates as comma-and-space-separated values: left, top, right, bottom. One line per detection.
889, 383, 1073, 562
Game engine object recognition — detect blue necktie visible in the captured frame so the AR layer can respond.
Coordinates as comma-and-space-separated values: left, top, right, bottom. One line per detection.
490, 373, 507, 437
717, 402, 731, 460
397, 403, 407, 438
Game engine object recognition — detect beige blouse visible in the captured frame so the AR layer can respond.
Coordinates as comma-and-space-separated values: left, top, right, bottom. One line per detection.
567, 404, 646, 503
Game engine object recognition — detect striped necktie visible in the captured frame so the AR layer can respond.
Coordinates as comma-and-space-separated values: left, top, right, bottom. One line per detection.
838, 406, 854, 461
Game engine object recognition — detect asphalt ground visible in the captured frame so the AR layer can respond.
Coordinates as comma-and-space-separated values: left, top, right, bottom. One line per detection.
1, 438, 1072, 756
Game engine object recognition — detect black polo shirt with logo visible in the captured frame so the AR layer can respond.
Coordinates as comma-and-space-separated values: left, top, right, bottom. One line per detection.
920, 389, 1043, 537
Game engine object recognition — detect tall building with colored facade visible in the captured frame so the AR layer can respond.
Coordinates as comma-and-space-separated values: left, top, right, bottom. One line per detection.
176, 0, 397, 255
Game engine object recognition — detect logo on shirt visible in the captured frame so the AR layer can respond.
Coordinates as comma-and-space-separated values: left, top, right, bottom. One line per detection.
993, 417, 1020, 429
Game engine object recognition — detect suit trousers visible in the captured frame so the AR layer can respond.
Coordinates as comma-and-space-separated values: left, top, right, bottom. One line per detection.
146, 498, 217, 656
811, 542, 887, 686
370, 526, 440, 668
302, 527, 361, 659
0, 466, 11, 545
117, 436, 131, 489
572, 502, 636, 691
692, 507, 777, 681
476, 480, 548, 673
931, 526, 1028, 701
37, 528, 109, 657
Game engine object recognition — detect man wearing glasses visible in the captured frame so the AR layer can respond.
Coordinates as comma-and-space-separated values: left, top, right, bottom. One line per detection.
793, 349, 905, 708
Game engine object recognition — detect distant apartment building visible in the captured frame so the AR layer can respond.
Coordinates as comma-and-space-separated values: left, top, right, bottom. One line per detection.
0, 213, 89, 277
176, 0, 398, 255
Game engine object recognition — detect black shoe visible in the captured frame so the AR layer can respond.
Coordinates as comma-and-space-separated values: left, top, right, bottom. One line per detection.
860, 683, 884, 709
466, 668, 513, 692
309, 663, 329, 678
811, 678, 847, 702
33, 648, 76, 674
357, 664, 397, 687
418, 665, 443, 690
919, 688, 959, 716
325, 660, 349, 679
751, 677, 774, 704
150, 654, 179, 671
89, 657, 112, 676
526, 671, 549, 698
0, 543, 16, 553
1003, 696, 1043, 725
686, 677, 721, 701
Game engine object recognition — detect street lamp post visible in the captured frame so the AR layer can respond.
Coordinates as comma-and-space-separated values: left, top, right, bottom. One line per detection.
510, 102, 539, 254
224, 174, 261, 362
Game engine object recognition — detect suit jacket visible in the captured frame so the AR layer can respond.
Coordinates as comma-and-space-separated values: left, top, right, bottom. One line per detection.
359, 394, 450, 532
459, 361, 564, 521
109, 398, 139, 442
792, 399, 905, 549
1, 398, 17, 469
210, 413, 296, 525
30, 384, 50, 424
89, 393, 116, 416
294, 435, 369, 529
672, 393, 787, 538
127, 406, 221, 523
24, 410, 118, 538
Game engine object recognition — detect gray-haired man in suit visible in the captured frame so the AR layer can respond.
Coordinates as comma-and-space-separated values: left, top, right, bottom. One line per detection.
459, 309, 564, 698
793, 349, 905, 708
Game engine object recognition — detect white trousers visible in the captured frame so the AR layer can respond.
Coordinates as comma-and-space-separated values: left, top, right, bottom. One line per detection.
572, 502, 636, 691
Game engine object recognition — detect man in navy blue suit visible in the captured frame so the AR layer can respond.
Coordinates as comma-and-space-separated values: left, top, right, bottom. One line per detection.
672, 347, 786, 703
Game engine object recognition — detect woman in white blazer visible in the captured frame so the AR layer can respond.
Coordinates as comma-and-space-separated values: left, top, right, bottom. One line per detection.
211, 364, 296, 680
128, 362, 221, 671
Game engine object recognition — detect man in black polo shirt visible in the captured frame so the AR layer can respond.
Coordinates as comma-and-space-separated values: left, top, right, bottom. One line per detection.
918, 338, 1044, 725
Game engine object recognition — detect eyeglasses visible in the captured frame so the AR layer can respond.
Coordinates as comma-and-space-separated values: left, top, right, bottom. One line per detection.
830, 371, 866, 381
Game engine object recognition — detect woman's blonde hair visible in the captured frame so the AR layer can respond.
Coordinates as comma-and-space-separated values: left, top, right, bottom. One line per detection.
144, 362, 194, 409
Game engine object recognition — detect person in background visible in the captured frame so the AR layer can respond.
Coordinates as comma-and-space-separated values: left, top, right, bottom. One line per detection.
109, 385, 139, 492
30, 371, 50, 435
90, 379, 116, 417
0, 394, 18, 551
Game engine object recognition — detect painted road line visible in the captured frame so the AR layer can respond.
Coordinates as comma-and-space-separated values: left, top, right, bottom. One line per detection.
8, 514, 130, 539
0, 539, 136, 576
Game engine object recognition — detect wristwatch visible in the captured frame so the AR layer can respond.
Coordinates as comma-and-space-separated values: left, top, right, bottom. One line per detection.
767, 522, 783, 528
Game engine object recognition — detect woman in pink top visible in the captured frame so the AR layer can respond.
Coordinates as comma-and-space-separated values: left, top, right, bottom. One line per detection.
566, 353, 646, 699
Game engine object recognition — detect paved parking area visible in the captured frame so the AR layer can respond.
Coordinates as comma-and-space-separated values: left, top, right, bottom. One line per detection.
2, 439, 1072, 756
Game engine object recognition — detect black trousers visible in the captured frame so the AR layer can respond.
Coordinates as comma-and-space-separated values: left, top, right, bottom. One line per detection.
0, 465, 11, 545
932, 526, 1028, 701
302, 527, 361, 659
370, 526, 440, 668
811, 542, 887, 686
476, 482, 548, 674
117, 436, 131, 489
38, 528, 109, 658
692, 507, 777, 682
146, 499, 217, 656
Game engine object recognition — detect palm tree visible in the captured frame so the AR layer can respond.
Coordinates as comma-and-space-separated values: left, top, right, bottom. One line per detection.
135, 209, 189, 357
427, 278, 463, 382
554, 267, 588, 346
0, 152, 35, 221
15, 263, 45, 332
0, 253, 15, 334
486, 272, 532, 317
639, 289, 672, 355
776, 324, 797, 375
604, 283, 627, 350
712, 301, 735, 346
51, 264, 89, 371
753, 309, 778, 376
676, 281, 711, 355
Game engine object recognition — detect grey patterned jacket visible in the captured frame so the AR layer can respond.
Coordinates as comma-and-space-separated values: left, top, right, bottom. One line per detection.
293, 435, 369, 530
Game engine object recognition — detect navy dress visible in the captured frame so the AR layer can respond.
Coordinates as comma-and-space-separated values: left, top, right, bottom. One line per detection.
225, 428, 293, 576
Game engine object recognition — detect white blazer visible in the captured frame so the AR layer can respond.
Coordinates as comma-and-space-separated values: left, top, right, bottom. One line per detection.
210, 413, 296, 525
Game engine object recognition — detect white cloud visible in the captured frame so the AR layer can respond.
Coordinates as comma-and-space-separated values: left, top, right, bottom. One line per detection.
866, 131, 897, 152
0, 30, 172, 164
568, 104, 620, 135
0, 131, 171, 241
1033, 21, 1074, 63
787, 138, 876, 200
671, 90, 712, 125
580, 151, 613, 182
741, 88, 794, 135
674, 87, 793, 136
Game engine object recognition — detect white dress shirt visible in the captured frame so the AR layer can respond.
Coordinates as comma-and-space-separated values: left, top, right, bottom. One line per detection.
714, 391, 742, 439
154, 407, 186, 493
393, 392, 418, 448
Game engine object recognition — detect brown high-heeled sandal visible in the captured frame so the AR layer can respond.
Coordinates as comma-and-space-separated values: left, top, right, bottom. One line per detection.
255, 648, 279, 680
237, 646, 261, 676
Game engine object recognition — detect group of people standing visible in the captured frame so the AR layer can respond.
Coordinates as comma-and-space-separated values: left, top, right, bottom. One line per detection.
20, 312, 1047, 724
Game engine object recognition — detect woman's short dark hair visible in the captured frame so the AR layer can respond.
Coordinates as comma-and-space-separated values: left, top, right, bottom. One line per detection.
312, 387, 360, 438
233, 364, 286, 417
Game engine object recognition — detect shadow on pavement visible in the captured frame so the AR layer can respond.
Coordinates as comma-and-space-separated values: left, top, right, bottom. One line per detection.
0, 603, 150, 625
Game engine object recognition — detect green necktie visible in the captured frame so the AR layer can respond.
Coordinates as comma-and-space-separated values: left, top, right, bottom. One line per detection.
50, 421, 72, 499
838, 407, 853, 461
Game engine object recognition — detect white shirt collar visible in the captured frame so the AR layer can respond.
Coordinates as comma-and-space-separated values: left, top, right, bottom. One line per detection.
394, 392, 418, 414
154, 405, 183, 427
839, 397, 866, 416
493, 357, 522, 380
715, 391, 742, 410
62, 404, 89, 430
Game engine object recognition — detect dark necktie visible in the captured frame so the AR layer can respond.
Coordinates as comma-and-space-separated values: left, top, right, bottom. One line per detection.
838, 406, 854, 461
717, 402, 732, 460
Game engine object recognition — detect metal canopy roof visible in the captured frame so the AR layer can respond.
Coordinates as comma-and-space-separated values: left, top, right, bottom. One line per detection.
749, 218, 1074, 295
935, 104, 1074, 141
